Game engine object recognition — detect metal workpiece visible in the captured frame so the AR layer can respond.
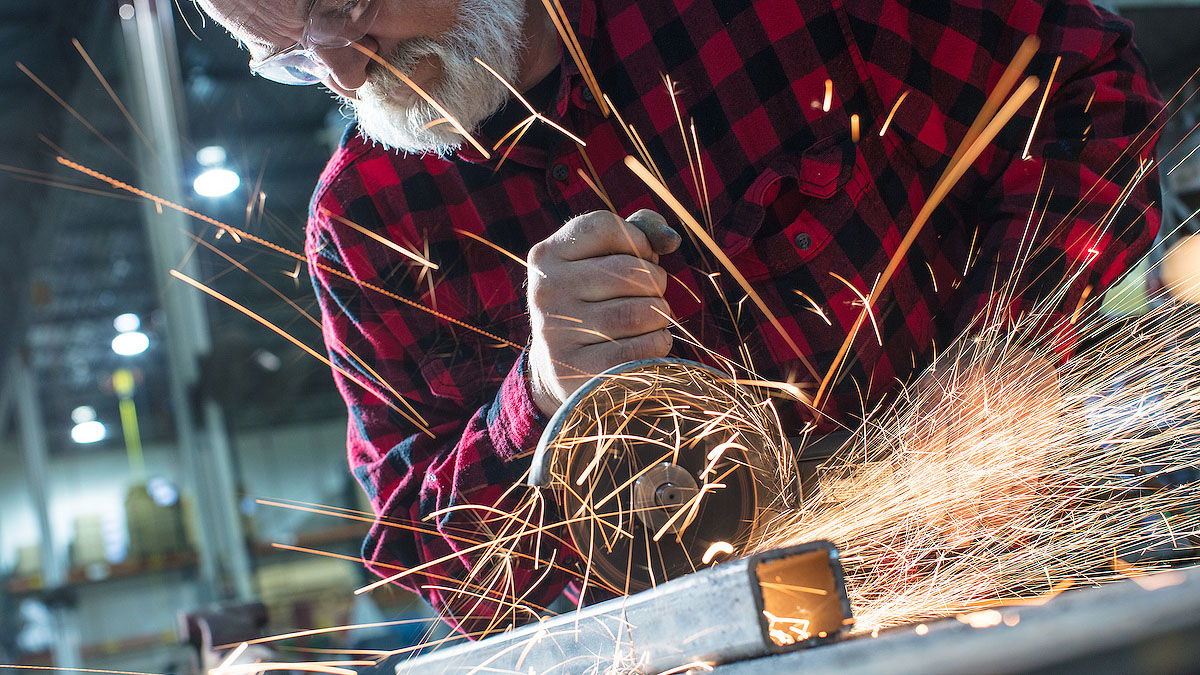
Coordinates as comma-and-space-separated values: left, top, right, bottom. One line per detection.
712, 565, 1200, 675
393, 541, 851, 675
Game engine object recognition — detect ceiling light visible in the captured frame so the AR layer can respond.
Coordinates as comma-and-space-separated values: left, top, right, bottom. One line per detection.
118, 4, 135, 20
112, 331, 150, 356
71, 406, 97, 424
147, 477, 180, 507
193, 167, 241, 198
71, 420, 107, 444
253, 349, 283, 372
196, 145, 228, 167
113, 313, 141, 333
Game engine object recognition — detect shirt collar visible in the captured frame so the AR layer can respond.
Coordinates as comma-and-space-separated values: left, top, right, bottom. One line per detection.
455, 0, 599, 168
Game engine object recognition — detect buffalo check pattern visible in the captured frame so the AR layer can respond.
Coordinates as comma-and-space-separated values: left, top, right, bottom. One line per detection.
306, 0, 1163, 636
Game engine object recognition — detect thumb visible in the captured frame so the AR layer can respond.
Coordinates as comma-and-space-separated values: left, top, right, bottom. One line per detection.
626, 209, 681, 256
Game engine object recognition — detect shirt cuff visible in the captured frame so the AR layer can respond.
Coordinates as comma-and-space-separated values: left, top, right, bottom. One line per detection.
487, 349, 550, 463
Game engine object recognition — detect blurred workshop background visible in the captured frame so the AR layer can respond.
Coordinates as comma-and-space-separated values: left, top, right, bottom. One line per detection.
0, 0, 1198, 672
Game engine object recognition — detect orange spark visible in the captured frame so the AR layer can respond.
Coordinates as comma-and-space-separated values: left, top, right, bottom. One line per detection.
0, 667, 162, 675
495, 116, 535, 170
539, 0, 608, 115
691, 120, 714, 229
455, 227, 544, 276
58, 157, 542, 363
625, 155, 822, 383
474, 57, 586, 147
170, 270, 433, 436
955, 35, 1041, 166
814, 75, 1040, 410
702, 541, 735, 564
575, 143, 615, 210
1023, 56, 1061, 160
347, 42, 490, 159
19, 62, 132, 165
607, 95, 666, 186
794, 289, 833, 326
72, 38, 155, 154
830, 271, 882, 346
322, 209, 438, 269
576, 167, 617, 211
879, 90, 910, 136
215, 662, 372, 675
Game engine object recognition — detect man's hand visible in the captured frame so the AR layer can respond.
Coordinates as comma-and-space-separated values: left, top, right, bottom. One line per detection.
527, 209, 682, 417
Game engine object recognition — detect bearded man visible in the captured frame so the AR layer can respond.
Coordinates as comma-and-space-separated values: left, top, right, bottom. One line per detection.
196, 0, 1162, 636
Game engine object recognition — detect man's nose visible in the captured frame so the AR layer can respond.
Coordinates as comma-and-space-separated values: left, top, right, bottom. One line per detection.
315, 37, 379, 93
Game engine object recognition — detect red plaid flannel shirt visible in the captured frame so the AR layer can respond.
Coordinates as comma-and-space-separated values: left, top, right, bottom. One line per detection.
306, 0, 1162, 636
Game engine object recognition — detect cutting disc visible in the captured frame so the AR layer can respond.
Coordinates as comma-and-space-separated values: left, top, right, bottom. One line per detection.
535, 359, 793, 594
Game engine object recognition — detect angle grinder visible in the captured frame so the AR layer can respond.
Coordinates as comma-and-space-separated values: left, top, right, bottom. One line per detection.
529, 358, 800, 594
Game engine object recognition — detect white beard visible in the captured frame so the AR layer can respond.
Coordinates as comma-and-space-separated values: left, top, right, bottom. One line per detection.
351, 0, 527, 155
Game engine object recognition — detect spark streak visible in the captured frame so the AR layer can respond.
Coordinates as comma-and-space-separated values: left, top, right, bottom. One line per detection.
454, 227, 545, 276
813, 75, 1041, 410
625, 155, 822, 383
1023, 56, 1061, 160
346, 42, 491, 159
323, 208, 438, 269
879, 90, 909, 137
170, 270, 433, 436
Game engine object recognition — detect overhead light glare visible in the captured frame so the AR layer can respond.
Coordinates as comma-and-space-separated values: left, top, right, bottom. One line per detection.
71, 420, 107, 444
193, 167, 241, 197
114, 313, 141, 333
112, 331, 150, 356
71, 406, 97, 424
196, 145, 228, 167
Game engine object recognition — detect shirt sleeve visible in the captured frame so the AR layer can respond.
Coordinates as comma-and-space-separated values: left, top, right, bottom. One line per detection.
305, 200, 579, 638
952, 4, 1163, 353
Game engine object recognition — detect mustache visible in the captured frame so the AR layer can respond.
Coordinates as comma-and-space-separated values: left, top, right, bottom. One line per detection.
362, 42, 425, 92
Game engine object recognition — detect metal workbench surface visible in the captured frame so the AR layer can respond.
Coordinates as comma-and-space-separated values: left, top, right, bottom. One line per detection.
713, 565, 1200, 675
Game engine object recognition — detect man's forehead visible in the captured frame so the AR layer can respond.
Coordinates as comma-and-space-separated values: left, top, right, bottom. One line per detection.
197, 0, 308, 50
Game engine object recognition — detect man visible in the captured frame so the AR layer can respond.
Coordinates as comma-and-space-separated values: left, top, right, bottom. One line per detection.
197, 0, 1162, 636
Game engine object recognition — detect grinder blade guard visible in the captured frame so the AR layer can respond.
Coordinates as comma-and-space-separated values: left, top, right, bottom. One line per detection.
530, 358, 798, 594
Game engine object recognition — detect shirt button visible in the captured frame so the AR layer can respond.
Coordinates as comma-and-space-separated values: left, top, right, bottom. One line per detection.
794, 232, 813, 251
552, 163, 570, 182
581, 87, 595, 102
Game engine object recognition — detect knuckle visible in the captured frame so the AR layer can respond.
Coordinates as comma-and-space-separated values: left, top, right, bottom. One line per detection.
650, 329, 673, 355
611, 300, 642, 331
615, 340, 643, 364
651, 298, 671, 323
527, 239, 549, 265
654, 265, 669, 292
618, 255, 652, 279
529, 282, 562, 314
574, 210, 612, 235
528, 276, 548, 303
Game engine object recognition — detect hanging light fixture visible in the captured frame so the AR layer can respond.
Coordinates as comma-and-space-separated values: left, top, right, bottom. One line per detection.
193, 145, 241, 198
111, 313, 150, 356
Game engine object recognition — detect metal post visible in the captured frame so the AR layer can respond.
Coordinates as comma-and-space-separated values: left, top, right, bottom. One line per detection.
119, 0, 254, 601
11, 356, 83, 669
204, 399, 255, 600
0, 353, 14, 440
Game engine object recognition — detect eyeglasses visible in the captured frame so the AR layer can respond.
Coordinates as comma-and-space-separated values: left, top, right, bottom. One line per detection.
249, 0, 383, 86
